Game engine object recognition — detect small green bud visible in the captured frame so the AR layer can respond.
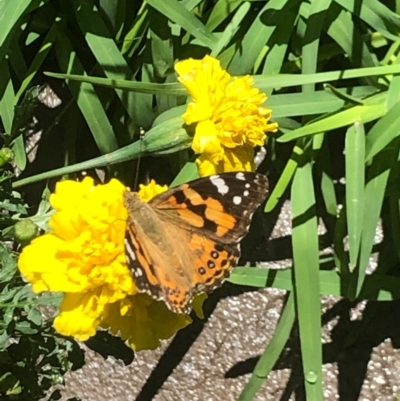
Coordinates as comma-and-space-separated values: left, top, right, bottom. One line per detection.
0, 147, 14, 167
14, 220, 39, 245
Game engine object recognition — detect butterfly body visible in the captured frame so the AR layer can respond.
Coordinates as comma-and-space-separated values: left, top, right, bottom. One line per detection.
124, 172, 268, 314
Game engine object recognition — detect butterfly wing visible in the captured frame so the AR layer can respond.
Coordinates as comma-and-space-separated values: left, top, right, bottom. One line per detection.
150, 172, 268, 244
150, 172, 268, 299
187, 231, 241, 296
125, 216, 195, 313
125, 172, 269, 314
124, 218, 164, 302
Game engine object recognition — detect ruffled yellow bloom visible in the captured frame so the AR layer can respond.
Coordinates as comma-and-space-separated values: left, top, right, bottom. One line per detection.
137, 179, 168, 202
18, 177, 204, 351
175, 55, 278, 176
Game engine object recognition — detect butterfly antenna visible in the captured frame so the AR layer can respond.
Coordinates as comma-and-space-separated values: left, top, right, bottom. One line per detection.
133, 128, 145, 192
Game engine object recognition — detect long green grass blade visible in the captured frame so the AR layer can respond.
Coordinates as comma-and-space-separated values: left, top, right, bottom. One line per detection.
389, 197, 400, 263
261, 6, 297, 78
210, 2, 250, 57
229, 267, 400, 301
0, 0, 37, 50
269, 86, 376, 118
206, 0, 241, 31
146, 0, 217, 47
326, 4, 376, 72
13, 117, 190, 188
254, 64, 400, 89
301, 0, 332, 92
72, 0, 140, 126
278, 100, 386, 142
55, 35, 119, 154
0, 61, 14, 135
335, 0, 400, 41
238, 293, 295, 401
14, 19, 59, 103
291, 162, 323, 400
45, 63, 400, 96
264, 144, 303, 212
121, 7, 148, 56
230, 0, 299, 75
317, 141, 338, 217
171, 162, 198, 186
351, 140, 399, 297
345, 122, 365, 271
366, 99, 400, 161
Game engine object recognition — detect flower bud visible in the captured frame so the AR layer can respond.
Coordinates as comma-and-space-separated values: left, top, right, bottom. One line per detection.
14, 220, 38, 246
0, 148, 14, 167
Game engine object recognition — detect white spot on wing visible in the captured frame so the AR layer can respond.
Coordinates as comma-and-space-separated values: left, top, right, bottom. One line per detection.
125, 239, 136, 261
210, 175, 229, 195
236, 172, 246, 180
233, 196, 242, 205
135, 268, 143, 277
243, 190, 249, 197
245, 183, 251, 189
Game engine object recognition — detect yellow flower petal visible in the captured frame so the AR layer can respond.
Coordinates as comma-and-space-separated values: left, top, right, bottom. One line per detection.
137, 179, 168, 202
175, 55, 278, 176
54, 292, 103, 341
18, 234, 85, 293
195, 154, 220, 176
191, 120, 223, 156
102, 293, 207, 351
18, 177, 205, 350
222, 146, 255, 172
102, 295, 188, 351
195, 146, 255, 176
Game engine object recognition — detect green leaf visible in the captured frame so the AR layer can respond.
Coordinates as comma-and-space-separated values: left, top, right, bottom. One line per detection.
27, 308, 42, 326
15, 321, 38, 334
0, 372, 21, 396
0, 242, 17, 283
0, 60, 15, 136
71, 0, 143, 128
350, 141, 399, 298
171, 162, 198, 186
255, 64, 400, 90
14, 19, 60, 104
335, 0, 400, 41
146, 0, 217, 48
365, 99, 400, 161
278, 99, 387, 143
291, 161, 323, 400
206, 0, 242, 31
0, 0, 38, 50
238, 293, 295, 400
3, 307, 14, 325
13, 117, 191, 188
229, 0, 299, 75
210, 2, 251, 58
264, 144, 302, 212
345, 122, 365, 271
55, 35, 119, 154
229, 266, 400, 301
0, 331, 10, 348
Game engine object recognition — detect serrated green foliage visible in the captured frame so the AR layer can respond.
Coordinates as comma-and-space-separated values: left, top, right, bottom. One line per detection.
0, 240, 84, 399
0, 172, 83, 399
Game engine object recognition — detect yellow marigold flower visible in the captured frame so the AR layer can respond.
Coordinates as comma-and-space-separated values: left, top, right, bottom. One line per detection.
18, 177, 205, 351
175, 55, 278, 176
137, 179, 168, 202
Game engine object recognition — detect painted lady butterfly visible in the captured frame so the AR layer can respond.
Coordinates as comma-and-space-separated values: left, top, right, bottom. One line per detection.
124, 172, 268, 314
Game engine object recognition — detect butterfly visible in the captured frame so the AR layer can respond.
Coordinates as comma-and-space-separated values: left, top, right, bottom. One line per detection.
124, 171, 268, 314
